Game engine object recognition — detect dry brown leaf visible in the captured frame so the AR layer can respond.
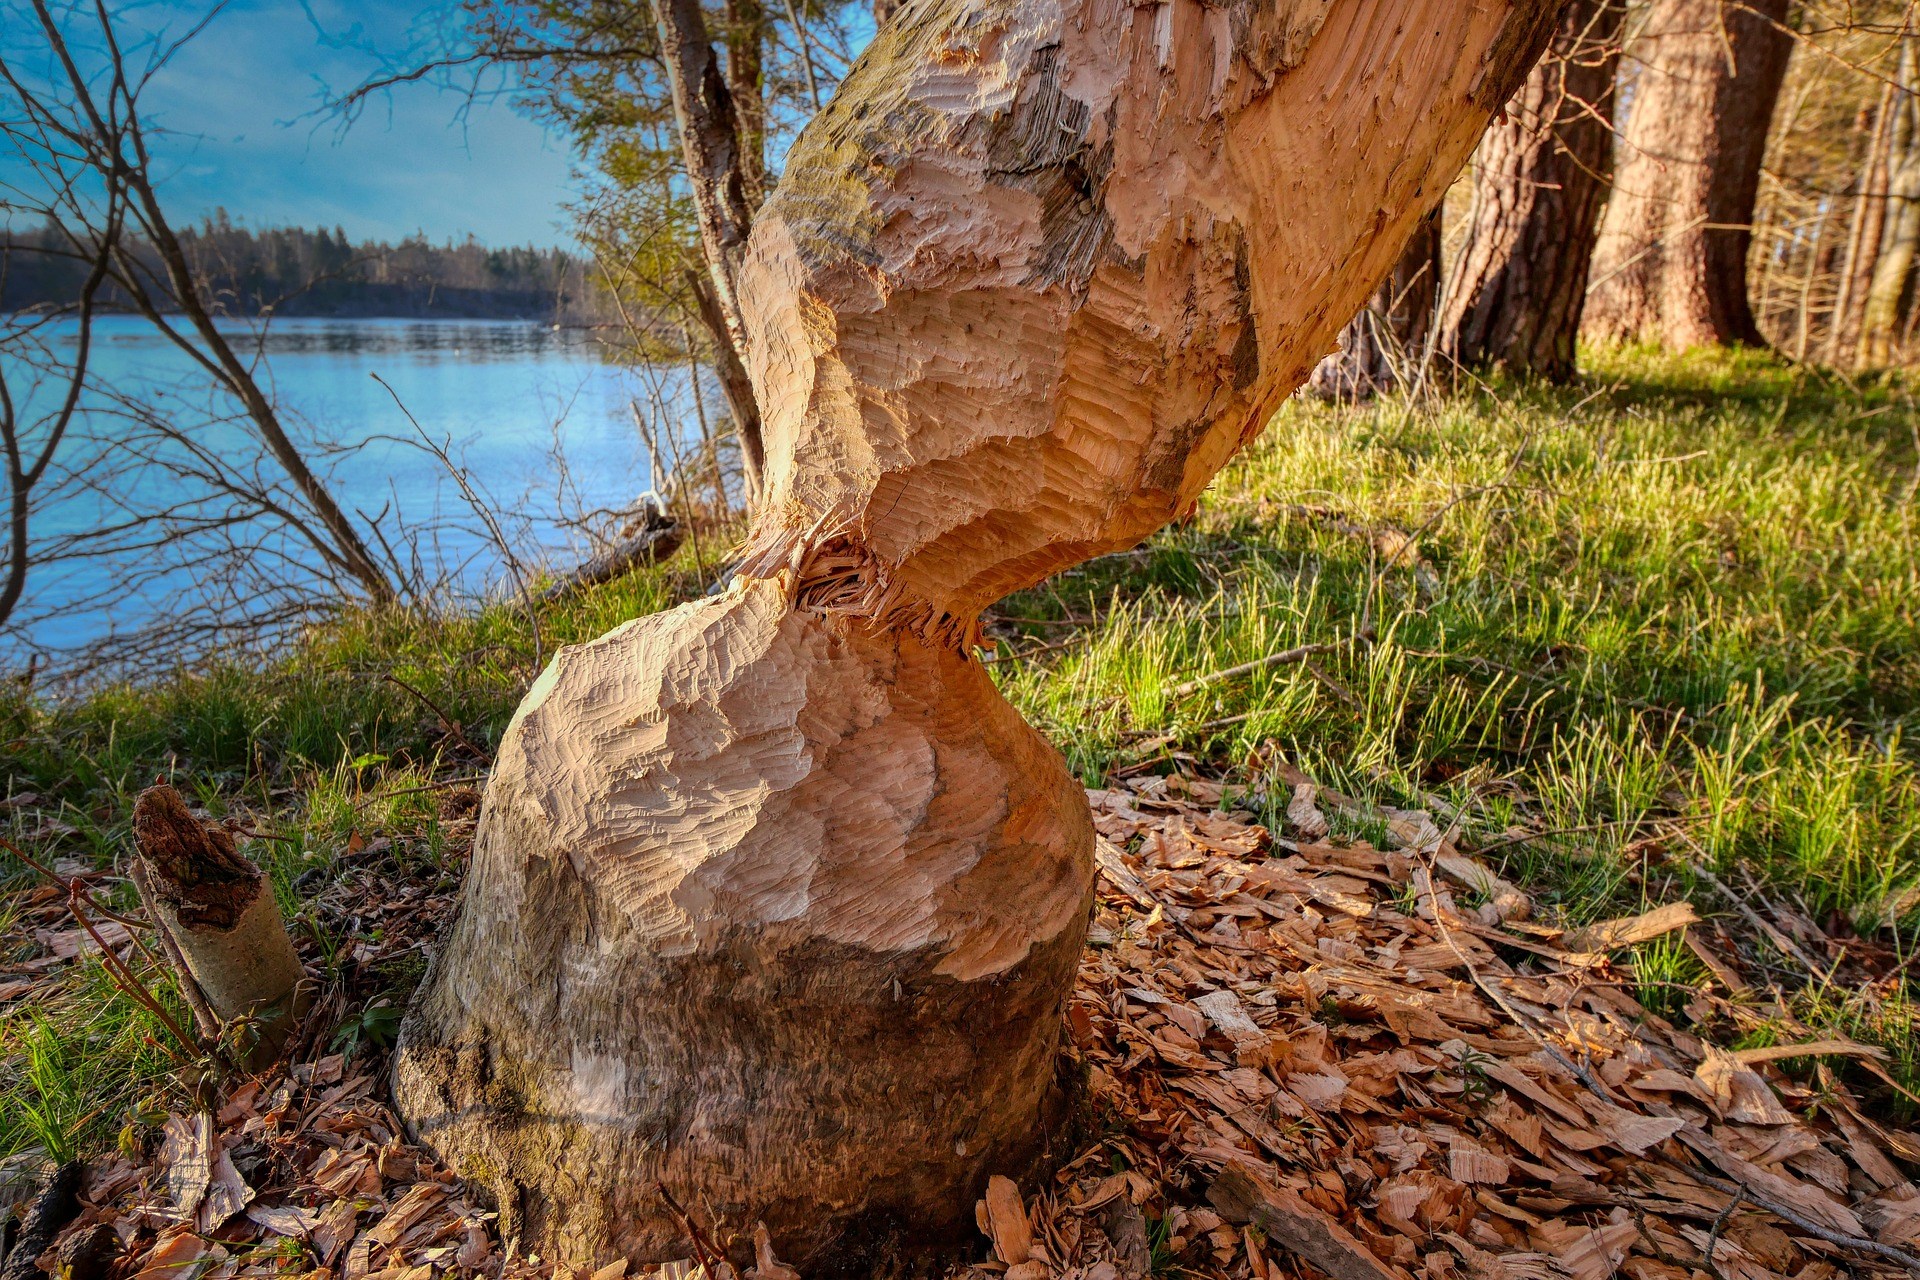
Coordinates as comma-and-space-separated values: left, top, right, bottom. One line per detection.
1287, 784, 1330, 839
1560, 902, 1697, 955
1695, 1049, 1795, 1126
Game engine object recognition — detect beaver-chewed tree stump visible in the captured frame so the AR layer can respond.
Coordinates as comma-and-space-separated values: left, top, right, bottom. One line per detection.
392, 0, 1561, 1266
133, 784, 309, 1069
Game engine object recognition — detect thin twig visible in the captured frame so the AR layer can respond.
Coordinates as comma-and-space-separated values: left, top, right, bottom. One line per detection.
378, 670, 491, 762
350, 775, 491, 812
1167, 641, 1341, 699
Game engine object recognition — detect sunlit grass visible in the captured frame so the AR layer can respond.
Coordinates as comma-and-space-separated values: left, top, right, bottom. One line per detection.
4, 346, 1919, 1155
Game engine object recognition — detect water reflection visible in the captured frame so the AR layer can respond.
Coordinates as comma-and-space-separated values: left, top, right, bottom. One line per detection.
5, 316, 669, 657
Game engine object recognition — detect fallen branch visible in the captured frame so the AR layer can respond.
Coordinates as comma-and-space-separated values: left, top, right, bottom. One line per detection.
540, 508, 685, 603
1209, 1165, 1401, 1280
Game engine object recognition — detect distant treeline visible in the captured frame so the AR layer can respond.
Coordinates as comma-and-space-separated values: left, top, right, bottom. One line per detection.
2, 213, 607, 321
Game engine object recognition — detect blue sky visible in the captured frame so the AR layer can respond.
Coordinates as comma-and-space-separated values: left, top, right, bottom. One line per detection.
16, 1, 582, 247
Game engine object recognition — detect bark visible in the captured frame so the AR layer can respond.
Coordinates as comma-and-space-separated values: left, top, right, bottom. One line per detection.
1438, 0, 1625, 381
1308, 209, 1442, 401
394, 0, 1560, 1266
1583, 0, 1793, 350
0, 1162, 81, 1280
133, 785, 310, 1069
1862, 36, 1920, 367
686, 267, 767, 498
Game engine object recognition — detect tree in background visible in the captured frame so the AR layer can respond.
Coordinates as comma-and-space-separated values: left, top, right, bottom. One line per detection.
1438, 0, 1626, 381
1306, 210, 1443, 401
390, 0, 1562, 1264
1584, 0, 1793, 351
1723, 4, 1920, 363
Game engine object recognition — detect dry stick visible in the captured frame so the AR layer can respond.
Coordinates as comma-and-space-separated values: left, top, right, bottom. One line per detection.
1667, 828, 1827, 975
655, 1182, 727, 1275
1699, 1184, 1744, 1280
1166, 641, 1341, 699
369, 374, 545, 671
1302, 658, 1364, 713
350, 774, 491, 812
377, 670, 490, 762
5, 833, 215, 1062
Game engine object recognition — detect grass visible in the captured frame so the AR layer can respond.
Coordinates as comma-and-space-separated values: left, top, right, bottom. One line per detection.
4, 344, 1919, 1164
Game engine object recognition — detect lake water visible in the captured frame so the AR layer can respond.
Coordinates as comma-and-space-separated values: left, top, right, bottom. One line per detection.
4, 317, 683, 660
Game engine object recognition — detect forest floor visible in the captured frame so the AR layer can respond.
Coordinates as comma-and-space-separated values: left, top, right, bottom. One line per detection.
3, 347, 1918, 1278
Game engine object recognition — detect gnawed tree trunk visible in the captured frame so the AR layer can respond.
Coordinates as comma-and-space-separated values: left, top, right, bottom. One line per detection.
1438, 0, 1625, 381
133, 785, 309, 1069
393, 0, 1559, 1266
1307, 209, 1442, 401
1582, 0, 1793, 350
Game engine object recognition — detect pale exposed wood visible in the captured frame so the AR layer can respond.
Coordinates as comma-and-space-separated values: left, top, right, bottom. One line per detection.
397, 577, 1095, 1261
133, 784, 309, 1068
733, 0, 1559, 637
396, 0, 1560, 1266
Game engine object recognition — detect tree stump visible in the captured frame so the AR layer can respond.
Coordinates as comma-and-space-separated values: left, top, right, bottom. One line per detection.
133, 784, 308, 1069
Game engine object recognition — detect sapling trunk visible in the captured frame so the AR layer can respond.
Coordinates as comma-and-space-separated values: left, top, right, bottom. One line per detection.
395, 0, 1561, 1266
133, 785, 309, 1069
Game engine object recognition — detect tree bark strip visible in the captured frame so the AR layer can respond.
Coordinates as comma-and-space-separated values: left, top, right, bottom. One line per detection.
1828, 83, 1893, 367
650, 0, 758, 346
1438, 0, 1625, 381
1583, 0, 1793, 351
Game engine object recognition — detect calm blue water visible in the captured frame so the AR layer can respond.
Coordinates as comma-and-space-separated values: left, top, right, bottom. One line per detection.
5, 316, 675, 659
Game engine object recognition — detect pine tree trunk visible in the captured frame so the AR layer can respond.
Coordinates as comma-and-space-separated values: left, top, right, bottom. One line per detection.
1308, 209, 1442, 401
1583, 0, 1793, 350
393, 0, 1560, 1267
1438, 0, 1625, 381
1863, 36, 1920, 367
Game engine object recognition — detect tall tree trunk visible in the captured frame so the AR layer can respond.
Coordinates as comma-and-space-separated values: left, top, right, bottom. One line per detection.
1863, 36, 1920, 367
393, 0, 1560, 1267
724, 0, 769, 206
1830, 85, 1894, 366
650, 0, 768, 502
1583, 0, 1793, 350
1438, 0, 1626, 381
1308, 209, 1442, 400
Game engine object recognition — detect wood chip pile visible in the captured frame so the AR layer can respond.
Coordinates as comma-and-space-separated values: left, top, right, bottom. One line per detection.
997, 781, 1920, 1280
11, 781, 1920, 1280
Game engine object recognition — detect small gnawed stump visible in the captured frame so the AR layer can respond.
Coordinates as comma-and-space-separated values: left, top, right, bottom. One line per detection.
133, 785, 309, 1068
